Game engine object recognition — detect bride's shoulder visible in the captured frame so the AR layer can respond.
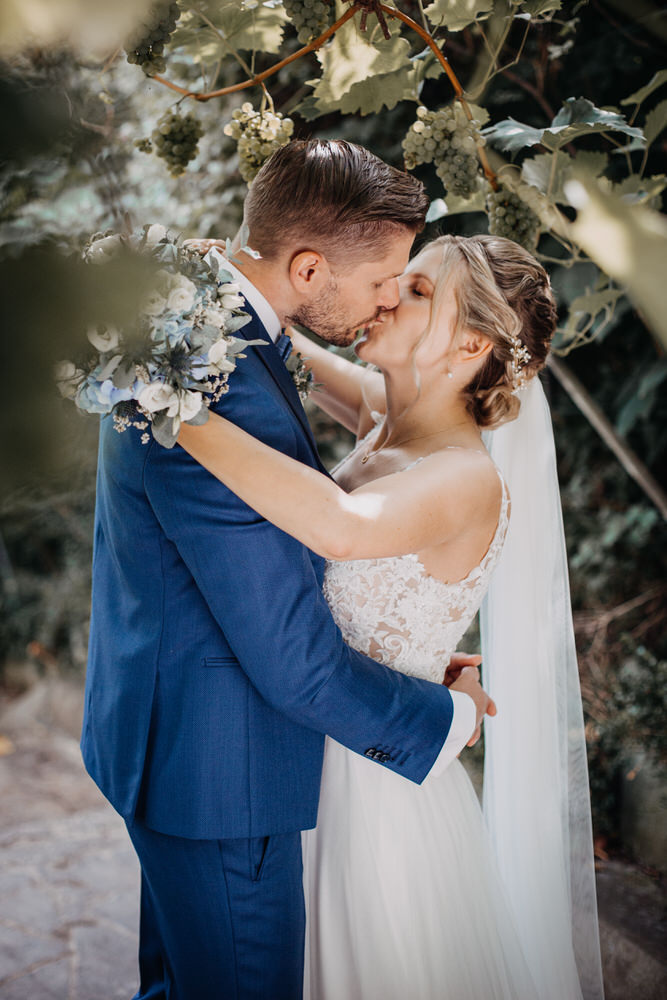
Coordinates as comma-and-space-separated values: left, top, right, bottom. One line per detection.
415, 446, 504, 514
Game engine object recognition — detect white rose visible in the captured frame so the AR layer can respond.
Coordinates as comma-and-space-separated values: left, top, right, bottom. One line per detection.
219, 292, 245, 311
86, 234, 123, 264
177, 390, 203, 422
142, 288, 168, 316
87, 325, 121, 352
143, 224, 168, 248
202, 307, 225, 329
137, 382, 177, 414
208, 339, 235, 373
167, 275, 197, 313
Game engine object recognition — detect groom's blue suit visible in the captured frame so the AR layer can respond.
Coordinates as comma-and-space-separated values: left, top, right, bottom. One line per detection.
82, 301, 455, 998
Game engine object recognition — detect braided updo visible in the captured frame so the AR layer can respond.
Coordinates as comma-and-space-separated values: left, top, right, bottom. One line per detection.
429, 234, 557, 428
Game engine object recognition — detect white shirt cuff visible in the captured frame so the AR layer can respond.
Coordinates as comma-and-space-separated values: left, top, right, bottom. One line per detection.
425, 690, 477, 779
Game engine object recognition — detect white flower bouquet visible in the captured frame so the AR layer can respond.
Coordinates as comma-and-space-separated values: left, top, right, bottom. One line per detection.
56, 224, 261, 448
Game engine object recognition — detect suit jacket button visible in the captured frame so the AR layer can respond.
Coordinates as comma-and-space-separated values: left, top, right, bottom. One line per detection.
380, 753, 391, 762
365, 747, 377, 758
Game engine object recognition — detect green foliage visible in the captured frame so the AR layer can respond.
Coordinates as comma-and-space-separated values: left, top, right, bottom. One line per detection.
305, 14, 418, 116
483, 98, 645, 154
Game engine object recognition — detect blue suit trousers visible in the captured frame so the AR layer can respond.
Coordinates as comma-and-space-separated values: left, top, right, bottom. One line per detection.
126, 820, 305, 1000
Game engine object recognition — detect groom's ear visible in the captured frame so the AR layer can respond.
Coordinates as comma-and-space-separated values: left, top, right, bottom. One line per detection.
289, 251, 331, 297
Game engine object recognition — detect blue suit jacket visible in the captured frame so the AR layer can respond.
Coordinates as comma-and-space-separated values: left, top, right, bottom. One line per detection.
81, 308, 455, 840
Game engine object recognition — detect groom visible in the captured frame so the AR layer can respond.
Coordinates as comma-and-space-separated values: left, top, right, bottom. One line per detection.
82, 139, 493, 999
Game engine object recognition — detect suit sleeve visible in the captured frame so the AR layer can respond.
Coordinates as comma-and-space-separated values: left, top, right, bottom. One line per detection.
143, 410, 454, 784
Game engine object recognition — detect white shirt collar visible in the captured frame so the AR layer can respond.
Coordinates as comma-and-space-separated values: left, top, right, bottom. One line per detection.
207, 249, 281, 343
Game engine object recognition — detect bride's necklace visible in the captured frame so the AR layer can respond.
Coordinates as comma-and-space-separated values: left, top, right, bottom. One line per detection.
361, 426, 453, 464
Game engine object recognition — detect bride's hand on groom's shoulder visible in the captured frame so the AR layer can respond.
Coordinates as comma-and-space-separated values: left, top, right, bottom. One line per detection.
183, 238, 226, 254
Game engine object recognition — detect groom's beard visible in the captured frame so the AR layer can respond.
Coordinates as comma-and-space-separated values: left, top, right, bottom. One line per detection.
288, 277, 376, 348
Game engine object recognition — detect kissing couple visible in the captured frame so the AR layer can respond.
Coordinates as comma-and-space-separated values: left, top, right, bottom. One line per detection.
82, 139, 604, 999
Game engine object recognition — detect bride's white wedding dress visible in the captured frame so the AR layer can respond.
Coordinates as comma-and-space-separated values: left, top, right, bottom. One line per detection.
302, 458, 550, 1000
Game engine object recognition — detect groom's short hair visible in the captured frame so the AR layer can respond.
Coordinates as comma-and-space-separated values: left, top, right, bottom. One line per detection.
244, 139, 429, 267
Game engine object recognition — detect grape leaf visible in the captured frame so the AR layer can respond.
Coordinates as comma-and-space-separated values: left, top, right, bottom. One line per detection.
424, 0, 494, 31
565, 174, 667, 350
485, 98, 645, 153
171, 1, 288, 59
521, 151, 570, 199
481, 117, 545, 153
334, 66, 421, 116
621, 69, 667, 107
517, 0, 562, 16
308, 17, 416, 116
557, 287, 624, 351
611, 173, 667, 208
644, 100, 667, 148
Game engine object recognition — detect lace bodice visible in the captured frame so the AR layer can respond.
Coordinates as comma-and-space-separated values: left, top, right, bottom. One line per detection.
323, 447, 510, 685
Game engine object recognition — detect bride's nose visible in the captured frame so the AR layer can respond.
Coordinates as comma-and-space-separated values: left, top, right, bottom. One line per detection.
377, 276, 400, 311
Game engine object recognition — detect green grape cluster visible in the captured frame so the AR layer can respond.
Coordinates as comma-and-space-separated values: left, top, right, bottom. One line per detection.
224, 103, 295, 183
151, 110, 203, 177
283, 0, 332, 44
125, 1, 181, 76
402, 104, 482, 199
486, 188, 541, 251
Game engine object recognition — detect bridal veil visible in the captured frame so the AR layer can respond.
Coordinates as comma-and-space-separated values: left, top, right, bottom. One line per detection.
481, 376, 605, 1000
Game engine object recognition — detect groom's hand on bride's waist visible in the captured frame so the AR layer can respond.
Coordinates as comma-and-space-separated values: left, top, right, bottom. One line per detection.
447, 658, 497, 748
443, 652, 481, 687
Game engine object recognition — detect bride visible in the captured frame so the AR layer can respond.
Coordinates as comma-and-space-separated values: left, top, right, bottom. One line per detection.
179, 233, 604, 999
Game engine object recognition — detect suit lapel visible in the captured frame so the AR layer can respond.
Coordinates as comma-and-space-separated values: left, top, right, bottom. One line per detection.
238, 307, 329, 476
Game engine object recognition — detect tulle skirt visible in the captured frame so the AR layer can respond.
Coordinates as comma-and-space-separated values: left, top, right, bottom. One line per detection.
302, 738, 538, 1000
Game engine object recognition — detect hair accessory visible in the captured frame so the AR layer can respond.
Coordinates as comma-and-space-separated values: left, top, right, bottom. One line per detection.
509, 334, 531, 391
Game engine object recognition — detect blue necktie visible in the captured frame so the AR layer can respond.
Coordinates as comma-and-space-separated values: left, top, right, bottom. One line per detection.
275, 331, 293, 364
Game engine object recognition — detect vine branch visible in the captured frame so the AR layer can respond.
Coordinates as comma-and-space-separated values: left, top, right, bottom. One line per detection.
547, 356, 667, 522
148, 1, 498, 188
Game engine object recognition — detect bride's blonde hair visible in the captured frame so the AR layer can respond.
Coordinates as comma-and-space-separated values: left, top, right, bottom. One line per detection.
427, 234, 557, 428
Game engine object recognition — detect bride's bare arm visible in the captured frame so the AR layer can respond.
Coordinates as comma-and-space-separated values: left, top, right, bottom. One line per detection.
288, 328, 385, 436
177, 412, 498, 562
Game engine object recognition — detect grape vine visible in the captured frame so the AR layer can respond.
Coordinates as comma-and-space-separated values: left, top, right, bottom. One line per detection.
223, 104, 295, 183
125, 1, 181, 77
283, 0, 333, 45
402, 105, 483, 200
486, 188, 541, 252
150, 110, 203, 177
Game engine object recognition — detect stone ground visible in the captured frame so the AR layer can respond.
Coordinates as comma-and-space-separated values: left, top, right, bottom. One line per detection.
0, 679, 665, 1000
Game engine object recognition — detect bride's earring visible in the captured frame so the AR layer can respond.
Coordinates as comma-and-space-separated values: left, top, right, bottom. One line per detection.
447, 368, 454, 379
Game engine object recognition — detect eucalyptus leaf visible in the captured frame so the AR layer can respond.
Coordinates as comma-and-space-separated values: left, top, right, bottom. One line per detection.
152, 412, 179, 449
97, 353, 123, 381
621, 69, 667, 107
424, 0, 494, 31
224, 313, 252, 333
185, 405, 210, 427
191, 324, 221, 350
111, 360, 137, 389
